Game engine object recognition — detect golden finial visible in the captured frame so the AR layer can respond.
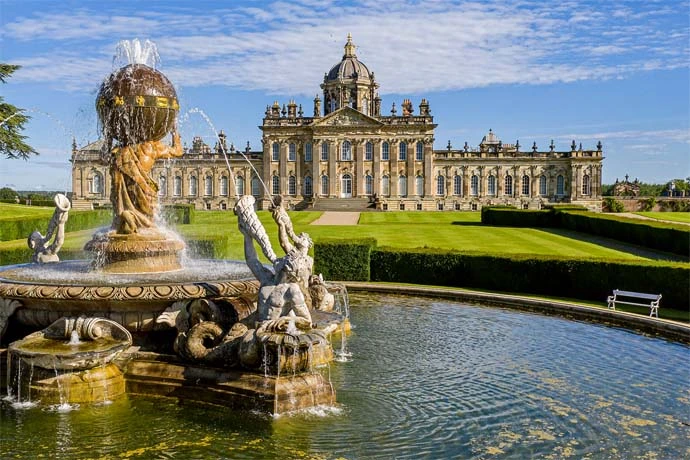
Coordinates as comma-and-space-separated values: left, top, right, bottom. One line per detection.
344, 33, 356, 58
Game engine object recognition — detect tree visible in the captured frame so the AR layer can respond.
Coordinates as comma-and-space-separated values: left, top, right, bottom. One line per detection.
0, 64, 36, 159
0, 186, 18, 200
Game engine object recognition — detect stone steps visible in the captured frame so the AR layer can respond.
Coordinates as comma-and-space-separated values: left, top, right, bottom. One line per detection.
311, 197, 374, 212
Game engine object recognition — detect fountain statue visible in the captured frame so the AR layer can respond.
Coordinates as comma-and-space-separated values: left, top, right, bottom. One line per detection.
27, 193, 71, 264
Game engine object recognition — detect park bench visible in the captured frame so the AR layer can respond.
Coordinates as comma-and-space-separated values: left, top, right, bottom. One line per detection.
607, 289, 661, 318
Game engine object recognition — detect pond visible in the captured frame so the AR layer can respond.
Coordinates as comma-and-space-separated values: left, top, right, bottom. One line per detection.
2, 292, 689, 459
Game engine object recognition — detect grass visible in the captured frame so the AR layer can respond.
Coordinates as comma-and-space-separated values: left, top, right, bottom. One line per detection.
0, 202, 54, 220
634, 212, 690, 224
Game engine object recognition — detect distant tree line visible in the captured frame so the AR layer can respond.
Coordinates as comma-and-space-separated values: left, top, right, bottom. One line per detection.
602, 178, 690, 197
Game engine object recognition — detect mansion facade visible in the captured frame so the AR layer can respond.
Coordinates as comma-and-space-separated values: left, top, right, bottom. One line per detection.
71, 35, 603, 212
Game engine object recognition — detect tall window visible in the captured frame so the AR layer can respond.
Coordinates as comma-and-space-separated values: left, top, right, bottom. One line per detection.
235, 176, 245, 196
174, 176, 182, 196
204, 175, 213, 196
471, 175, 479, 196
382, 175, 390, 195
305, 142, 312, 162
398, 175, 407, 197
582, 174, 590, 195
416, 142, 424, 161
436, 175, 445, 195
488, 175, 496, 196
362, 97, 369, 115
158, 175, 166, 196
220, 176, 228, 196
365, 142, 373, 160
539, 175, 547, 196
92, 172, 103, 194
251, 176, 261, 197
382, 142, 390, 160
321, 143, 329, 161
454, 175, 462, 196
522, 175, 530, 196
272, 142, 279, 161
189, 176, 198, 196
341, 140, 352, 161
399, 142, 407, 161
272, 175, 280, 195
416, 175, 424, 196
556, 175, 565, 195
321, 175, 329, 195
288, 143, 296, 162
365, 175, 373, 195
288, 176, 297, 195
304, 176, 313, 196
504, 175, 513, 196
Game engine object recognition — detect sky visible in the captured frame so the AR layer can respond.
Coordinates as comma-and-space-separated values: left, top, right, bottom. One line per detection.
0, 0, 688, 192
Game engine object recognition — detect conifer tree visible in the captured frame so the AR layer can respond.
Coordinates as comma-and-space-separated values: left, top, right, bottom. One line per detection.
0, 64, 36, 159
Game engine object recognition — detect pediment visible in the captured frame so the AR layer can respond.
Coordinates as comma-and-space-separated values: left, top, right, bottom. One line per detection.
312, 107, 383, 127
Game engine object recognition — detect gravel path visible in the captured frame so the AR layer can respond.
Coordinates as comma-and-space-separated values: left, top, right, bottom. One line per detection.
618, 212, 690, 226
310, 211, 361, 225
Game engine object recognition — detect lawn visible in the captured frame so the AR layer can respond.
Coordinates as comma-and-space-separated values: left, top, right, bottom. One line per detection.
0, 202, 54, 220
634, 212, 690, 224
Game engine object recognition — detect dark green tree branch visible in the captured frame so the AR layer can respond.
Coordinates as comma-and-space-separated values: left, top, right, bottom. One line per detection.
0, 64, 37, 159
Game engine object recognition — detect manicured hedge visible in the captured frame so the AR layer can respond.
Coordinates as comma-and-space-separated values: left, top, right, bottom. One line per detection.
161, 204, 195, 225
185, 236, 231, 259
481, 207, 555, 227
370, 247, 690, 311
0, 209, 111, 242
314, 238, 376, 281
0, 247, 86, 266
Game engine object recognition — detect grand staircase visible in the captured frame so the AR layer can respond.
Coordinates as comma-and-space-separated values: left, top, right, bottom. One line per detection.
309, 197, 374, 212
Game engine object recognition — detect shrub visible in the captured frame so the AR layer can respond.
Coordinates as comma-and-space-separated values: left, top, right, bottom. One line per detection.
639, 197, 656, 212
186, 236, 231, 259
314, 238, 376, 281
603, 197, 625, 212
161, 204, 195, 225
0, 209, 111, 242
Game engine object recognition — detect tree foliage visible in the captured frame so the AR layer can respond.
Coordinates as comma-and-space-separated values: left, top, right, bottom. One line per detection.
0, 64, 36, 159
0, 187, 18, 200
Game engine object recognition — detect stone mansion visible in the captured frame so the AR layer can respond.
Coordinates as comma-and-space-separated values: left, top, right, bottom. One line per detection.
71, 35, 604, 212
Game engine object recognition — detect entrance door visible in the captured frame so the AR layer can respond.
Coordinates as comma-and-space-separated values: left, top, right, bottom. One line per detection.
341, 174, 352, 198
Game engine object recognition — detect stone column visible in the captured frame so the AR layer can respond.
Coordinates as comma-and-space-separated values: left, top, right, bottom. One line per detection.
355, 140, 364, 197
373, 141, 381, 195
424, 140, 434, 197
328, 141, 337, 196
279, 142, 288, 196
312, 140, 321, 196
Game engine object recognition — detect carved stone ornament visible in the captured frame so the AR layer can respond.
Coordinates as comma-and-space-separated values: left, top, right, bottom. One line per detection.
0, 297, 22, 339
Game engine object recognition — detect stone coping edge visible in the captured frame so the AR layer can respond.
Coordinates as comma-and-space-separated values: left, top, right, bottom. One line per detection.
343, 282, 690, 344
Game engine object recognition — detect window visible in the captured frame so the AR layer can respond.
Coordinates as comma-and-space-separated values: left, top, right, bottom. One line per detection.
504, 175, 513, 196
488, 175, 496, 196
304, 176, 313, 196
272, 143, 280, 161
251, 176, 261, 197
204, 175, 213, 196
288, 176, 297, 195
582, 174, 590, 195
321, 143, 329, 161
173, 176, 182, 196
158, 175, 166, 196
205, 202, 211, 210
321, 175, 329, 195
436, 175, 445, 195
399, 142, 407, 161
288, 143, 296, 162
454, 175, 462, 196
437, 202, 444, 211
92, 172, 103, 194
382, 142, 389, 160
272, 175, 280, 195
416, 203, 422, 211
471, 203, 478, 211
235, 176, 244, 196
398, 175, 407, 197
454, 203, 461, 211
470, 175, 479, 196
341, 140, 352, 161
341, 174, 352, 196
416, 175, 424, 196
416, 142, 423, 161
189, 176, 198, 196
365, 175, 373, 195
556, 175, 565, 195
522, 175, 530, 196
305, 143, 312, 162
220, 176, 228, 196
399, 203, 405, 210
362, 97, 369, 115
365, 142, 373, 160
382, 175, 390, 195
539, 175, 547, 196
220, 202, 227, 210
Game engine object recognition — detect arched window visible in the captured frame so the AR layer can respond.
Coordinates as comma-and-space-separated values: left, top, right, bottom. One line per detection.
305, 143, 312, 162
365, 175, 374, 195
220, 176, 228, 196
454, 175, 462, 196
158, 175, 166, 196
272, 142, 280, 161
382, 142, 389, 161
504, 175, 513, 196
189, 176, 198, 196
272, 175, 280, 195
522, 175, 530, 196
174, 176, 182, 196
341, 140, 352, 161
304, 176, 313, 196
341, 174, 352, 197
288, 143, 296, 162
539, 175, 547, 196
382, 175, 390, 195
321, 175, 329, 195
416, 175, 424, 196
365, 142, 373, 160
471, 175, 479, 196
487, 175, 496, 196
288, 176, 297, 195
321, 143, 329, 161
436, 175, 445, 195
92, 172, 103, 194
204, 175, 213, 196
399, 142, 407, 161
398, 175, 407, 197
557, 175, 565, 195
235, 176, 244, 196
582, 174, 590, 195
251, 176, 261, 197
416, 142, 424, 161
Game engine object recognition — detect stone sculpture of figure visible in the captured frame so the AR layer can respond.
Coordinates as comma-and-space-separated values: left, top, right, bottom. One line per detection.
110, 132, 183, 234
27, 193, 70, 263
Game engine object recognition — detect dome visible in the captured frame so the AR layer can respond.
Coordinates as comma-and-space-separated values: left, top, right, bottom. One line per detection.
325, 34, 373, 83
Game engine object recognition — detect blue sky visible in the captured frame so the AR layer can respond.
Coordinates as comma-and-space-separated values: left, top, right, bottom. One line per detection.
0, 0, 688, 191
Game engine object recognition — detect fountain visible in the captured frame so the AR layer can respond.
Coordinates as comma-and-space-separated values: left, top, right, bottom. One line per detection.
0, 40, 348, 413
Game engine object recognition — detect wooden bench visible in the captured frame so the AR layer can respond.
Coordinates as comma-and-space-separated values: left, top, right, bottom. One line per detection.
607, 289, 661, 318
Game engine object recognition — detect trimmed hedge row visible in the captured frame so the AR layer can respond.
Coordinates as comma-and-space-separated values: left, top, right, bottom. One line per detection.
314, 238, 376, 281
185, 236, 231, 259
0, 209, 112, 242
161, 204, 196, 225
